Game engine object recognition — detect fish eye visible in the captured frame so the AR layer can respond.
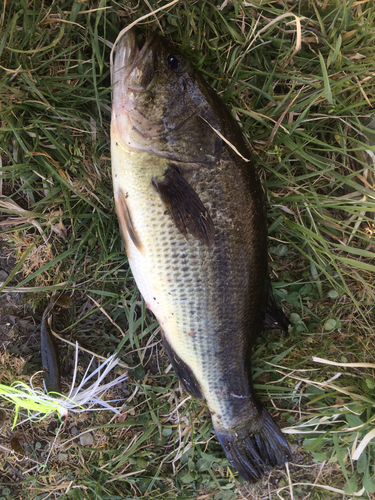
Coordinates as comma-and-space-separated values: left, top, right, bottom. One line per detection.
167, 54, 187, 73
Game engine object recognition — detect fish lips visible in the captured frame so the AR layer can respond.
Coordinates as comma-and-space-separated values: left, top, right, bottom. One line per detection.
111, 31, 165, 156
111, 29, 161, 141
111, 28, 157, 90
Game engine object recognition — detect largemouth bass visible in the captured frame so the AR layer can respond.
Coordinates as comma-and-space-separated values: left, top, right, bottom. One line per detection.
111, 29, 292, 482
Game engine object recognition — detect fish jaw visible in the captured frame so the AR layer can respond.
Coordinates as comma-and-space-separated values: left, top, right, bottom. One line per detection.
111, 28, 139, 87
112, 30, 165, 152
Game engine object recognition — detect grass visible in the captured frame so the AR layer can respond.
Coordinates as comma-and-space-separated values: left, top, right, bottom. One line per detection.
1, 0, 375, 498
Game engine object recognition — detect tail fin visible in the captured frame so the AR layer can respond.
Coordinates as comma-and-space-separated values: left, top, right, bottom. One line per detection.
214, 408, 292, 482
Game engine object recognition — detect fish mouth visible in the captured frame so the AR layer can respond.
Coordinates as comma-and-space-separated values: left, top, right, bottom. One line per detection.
111, 28, 157, 88
111, 28, 163, 150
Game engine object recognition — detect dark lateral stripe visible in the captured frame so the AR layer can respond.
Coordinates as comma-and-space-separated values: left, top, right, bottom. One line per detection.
161, 330, 204, 400
115, 189, 143, 252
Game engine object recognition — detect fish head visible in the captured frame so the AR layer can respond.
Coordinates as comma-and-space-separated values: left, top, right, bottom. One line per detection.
111, 29, 222, 162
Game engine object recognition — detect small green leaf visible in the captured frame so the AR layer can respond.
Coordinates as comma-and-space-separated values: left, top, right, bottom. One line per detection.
357, 450, 367, 474
128, 366, 146, 380
181, 448, 194, 465
136, 458, 149, 468
286, 291, 300, 304
200, 451, 221, 462
268, 342, 283, 349
343, 477, 358, 494
271, 244, 288, 256
327, 34, 342, 68
328, 289, 338, 299
214, 490, 237, 500
304, 432, 329, 451
290, 313, 301, 325
219, 482, 235, 490
154, 434, 166, 445
312, 451, 331, 461
299, 284, 312, 295
346, 414, 364, 427
196, 458, 211, 472
296, 324, 307, 332
363, 469, 375, 493
324, 318, 337, 330
271, 346, 295, 364
179, 470, 197, 483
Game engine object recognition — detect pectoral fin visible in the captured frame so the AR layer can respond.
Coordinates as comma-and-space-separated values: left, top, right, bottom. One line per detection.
152, 164, 215, 247
115, 189, 143, 252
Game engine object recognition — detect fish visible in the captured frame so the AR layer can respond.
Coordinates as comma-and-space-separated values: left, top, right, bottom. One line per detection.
110, 28, 292, 482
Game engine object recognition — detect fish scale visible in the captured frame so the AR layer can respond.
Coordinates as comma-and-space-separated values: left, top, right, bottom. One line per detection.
111, 28, 292, 482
